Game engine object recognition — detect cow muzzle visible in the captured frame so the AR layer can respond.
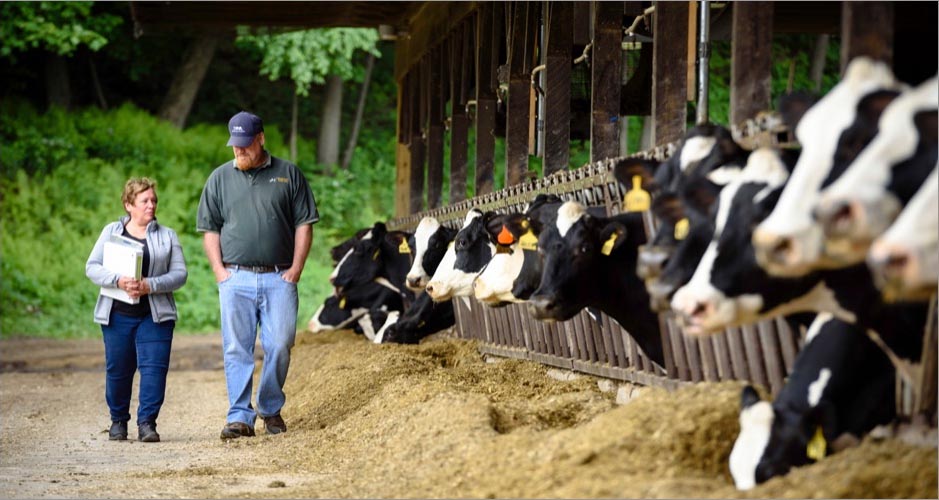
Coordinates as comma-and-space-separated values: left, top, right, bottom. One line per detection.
406, 274, 426, 291
752, 227, 822, 277
527, 295, 559, 321
646, 279, 676, 312
425, 281, 452, 302
637, 244, 672, 281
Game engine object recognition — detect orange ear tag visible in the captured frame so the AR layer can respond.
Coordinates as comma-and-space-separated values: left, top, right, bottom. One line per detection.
497, 225, 515, 245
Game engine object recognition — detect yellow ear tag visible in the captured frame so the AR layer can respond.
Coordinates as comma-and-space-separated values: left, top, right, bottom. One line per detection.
806, 426, 827, 461
674, 218, 690, 240
339, 297, 347, 309
372, 249, 381, 261
601, 232, 618, 256
624, 175, 651, 212
398, 239, 411, 254
518, 230, 538, 251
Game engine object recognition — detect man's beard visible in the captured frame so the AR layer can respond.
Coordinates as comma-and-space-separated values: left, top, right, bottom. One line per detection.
235, 154, 259, 170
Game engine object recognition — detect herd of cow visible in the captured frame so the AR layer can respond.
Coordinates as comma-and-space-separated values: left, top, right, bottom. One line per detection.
308, 57, 937, 490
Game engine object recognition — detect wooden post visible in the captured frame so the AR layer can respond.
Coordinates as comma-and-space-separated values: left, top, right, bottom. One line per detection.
475, 3, 496, 196
450, 23, 469, 204
506, 2, 533, 187
394, 75, 411, 217
544, 1, 573, 175
591, 1, 623, 162
409, 66, 426, 214
427, 47, 445, 209
652, 1, 689, 146
840, 1, 894, 72
730, 1, 774, 127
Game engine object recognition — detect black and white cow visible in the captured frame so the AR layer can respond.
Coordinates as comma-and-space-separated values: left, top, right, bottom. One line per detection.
331, 222, 415, 306
867, 165, 939, 303
813, 76, 938, 265
404, 216, 459, 291
752, 57, 903, 277
668, 146, 926, 361
729, 315, 896, 490
307, 294, 393, 339
425, 209, 504, 302
527, 201, 665, 366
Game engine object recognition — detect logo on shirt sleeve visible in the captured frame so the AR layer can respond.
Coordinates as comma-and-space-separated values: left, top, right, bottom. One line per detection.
269, 177, 290, 184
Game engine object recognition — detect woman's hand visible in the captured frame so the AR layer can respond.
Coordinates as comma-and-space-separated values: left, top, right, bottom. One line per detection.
117, 276, 149, 298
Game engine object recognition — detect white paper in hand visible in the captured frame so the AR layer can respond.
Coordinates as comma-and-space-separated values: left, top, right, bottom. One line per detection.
101, 235, 144, 305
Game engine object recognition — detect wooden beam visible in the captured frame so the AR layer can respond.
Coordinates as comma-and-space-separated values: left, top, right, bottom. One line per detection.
394, 78, 410, 217
730, 1, 774, 127
652, 1, 689, 146
450, 22, 468, 204
840, 1, 894, 72
394, 2, 477, 82
506, 2, 534, 187
544, 1, 573, 175
409, 66, 425, 214
427, 47, 445, 209
591, 1, 623, 162
475, 3, 497, 196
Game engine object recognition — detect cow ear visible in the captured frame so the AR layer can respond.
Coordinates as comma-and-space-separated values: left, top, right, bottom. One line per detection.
385, 231, 412, 255
371, 222, 388, 240
715, 125, 745, 158
599, 222, 627, 256
777, 91, 818, 132
484, 213, 507, 237
680, 176, 723, 216
857, 89, 901, 124
652, 192, 686, 226
613, 158, 660, 193
740, 385, 762, 409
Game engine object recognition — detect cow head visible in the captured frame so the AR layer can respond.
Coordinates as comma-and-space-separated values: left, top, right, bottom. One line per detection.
814, 77, 939, 266
425, 209, 503, 302
528, 201, 630, 322
671, 148, 795, 335
405, 217, 458, 291
474, 213, 541, 305
753, 57, 901, 277
867, 165, 939, 303
331, 222, 413, 296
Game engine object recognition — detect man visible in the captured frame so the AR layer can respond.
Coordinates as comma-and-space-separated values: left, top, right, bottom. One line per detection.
197, 111, 319, 439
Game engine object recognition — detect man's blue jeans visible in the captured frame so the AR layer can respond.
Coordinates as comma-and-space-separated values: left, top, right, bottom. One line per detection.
218, 268, 298, 426
101, 313, 174, 425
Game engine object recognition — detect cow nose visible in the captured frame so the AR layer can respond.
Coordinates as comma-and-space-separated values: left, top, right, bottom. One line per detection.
753, 229, 795, 270
406, 276, 422, 289
637, 245, 671, 281
425, 283, 436, 295
528, 295, 556, 319
814, 200, 854, 237
646, 279, 676, 312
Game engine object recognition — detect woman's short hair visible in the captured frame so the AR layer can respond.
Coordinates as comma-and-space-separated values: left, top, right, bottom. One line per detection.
122, 177, 157, 208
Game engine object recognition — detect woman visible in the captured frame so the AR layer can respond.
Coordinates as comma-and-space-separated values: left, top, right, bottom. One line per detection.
85, 178, 187, 442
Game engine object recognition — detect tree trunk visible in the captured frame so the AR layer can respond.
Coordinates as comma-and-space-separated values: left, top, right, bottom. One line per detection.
341, 52, 375, 170
88, 55, 108, 110
45, 53, 71, 110
158, 35, 219, 129
810, 34, 830, 92
317, 74, 343, 171
290, 92, 299, 162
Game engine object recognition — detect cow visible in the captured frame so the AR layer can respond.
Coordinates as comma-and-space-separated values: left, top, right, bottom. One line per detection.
425, 209, 504, 302
813, 76, 938, 266
307, 294, 393, 340
753, 57, 904, 277
729, 315, 896, 490
331, 222, 415, 306
526, 200, 665, 367
867, 165, 939, 303
668, 147, 926, 361
405, 217, 459, 291
380, 217, 459, 344
329, 227, 372, 265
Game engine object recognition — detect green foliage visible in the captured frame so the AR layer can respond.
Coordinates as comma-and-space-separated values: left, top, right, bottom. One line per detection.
0, 100, 395, 338
0, 1, 121, 60
236, 27, 380, 96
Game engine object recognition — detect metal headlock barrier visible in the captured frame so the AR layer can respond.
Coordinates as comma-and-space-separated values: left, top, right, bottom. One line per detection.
386, 114, 937, 420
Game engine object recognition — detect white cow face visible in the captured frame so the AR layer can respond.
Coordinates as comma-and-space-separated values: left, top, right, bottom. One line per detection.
405, 217, 442, 291
729, 387, 774, 491
753, 57, 901, 277
425, 210, 497, 302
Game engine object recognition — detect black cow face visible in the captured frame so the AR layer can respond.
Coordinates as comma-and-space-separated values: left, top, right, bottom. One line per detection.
332, 223, 388, 291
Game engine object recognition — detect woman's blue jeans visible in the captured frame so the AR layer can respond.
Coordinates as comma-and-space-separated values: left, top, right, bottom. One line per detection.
218, 268, 298, 426
101, 312, 174, 425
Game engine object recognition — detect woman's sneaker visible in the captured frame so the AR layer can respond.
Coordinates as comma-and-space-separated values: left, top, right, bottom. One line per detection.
109, 421, 128, 441
138, 422, 160, 442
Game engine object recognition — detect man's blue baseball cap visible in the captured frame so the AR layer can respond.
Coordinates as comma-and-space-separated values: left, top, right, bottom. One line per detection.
227, 111, 264, 147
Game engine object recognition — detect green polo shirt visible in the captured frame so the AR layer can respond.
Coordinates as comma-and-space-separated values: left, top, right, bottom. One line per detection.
197, 153, 319, 266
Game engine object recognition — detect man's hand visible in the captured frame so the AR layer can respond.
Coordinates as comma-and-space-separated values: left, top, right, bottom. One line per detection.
281, 267, 302, 284
213, 266, 231, 283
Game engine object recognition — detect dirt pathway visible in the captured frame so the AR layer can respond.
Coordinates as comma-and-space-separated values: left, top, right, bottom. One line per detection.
1, 331, 936, 499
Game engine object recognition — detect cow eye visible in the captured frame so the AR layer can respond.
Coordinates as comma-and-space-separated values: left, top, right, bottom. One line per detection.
580, 244, 591, 254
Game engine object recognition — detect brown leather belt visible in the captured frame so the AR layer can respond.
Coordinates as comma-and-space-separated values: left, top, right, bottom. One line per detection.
224, 263, 287, 273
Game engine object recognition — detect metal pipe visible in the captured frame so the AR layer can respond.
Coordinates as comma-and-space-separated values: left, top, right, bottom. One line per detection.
536, 16, 546, 158
696, 0, 711, 125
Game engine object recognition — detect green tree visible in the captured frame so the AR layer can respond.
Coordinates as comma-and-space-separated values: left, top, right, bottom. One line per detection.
0, 1, 121, 109
236, 27, 380, 169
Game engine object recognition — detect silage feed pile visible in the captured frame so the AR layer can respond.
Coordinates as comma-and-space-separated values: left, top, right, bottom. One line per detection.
260, 329, 936, 498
